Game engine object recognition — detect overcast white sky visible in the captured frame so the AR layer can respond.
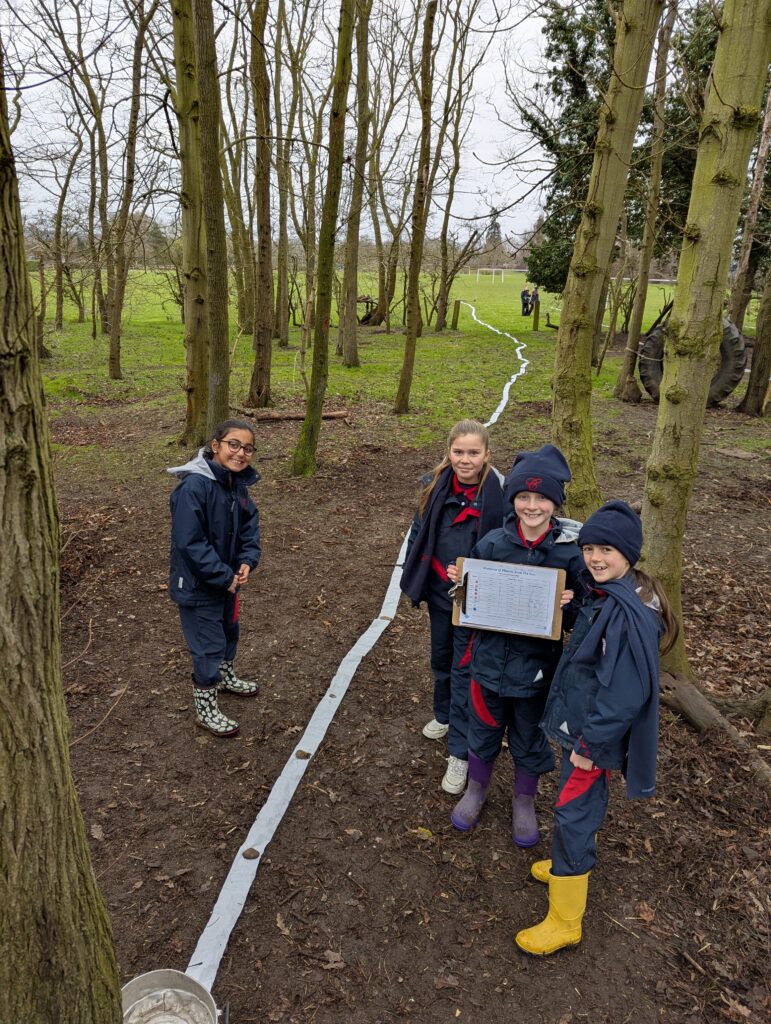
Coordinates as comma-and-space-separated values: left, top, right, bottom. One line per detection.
6, 0, 549, 245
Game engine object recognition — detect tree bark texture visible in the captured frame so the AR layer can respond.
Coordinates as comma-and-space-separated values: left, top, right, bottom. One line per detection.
291, 0, 356, 474
248, 0, 275, 407
738, 265, 771, 415
192, 0, 230, 431
394, 0, 438, 414
729, 78, 771, 331
615, 0, 676, 401
338, 0, 373, 368
172, 0, 210, 446
551, 0, 663, 518
642, 0, 771, 674
0, 50, 122, 1023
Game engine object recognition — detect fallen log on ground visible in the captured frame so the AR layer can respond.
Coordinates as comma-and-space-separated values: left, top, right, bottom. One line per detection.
233, 407, 350, 422
660, 671, 771, 797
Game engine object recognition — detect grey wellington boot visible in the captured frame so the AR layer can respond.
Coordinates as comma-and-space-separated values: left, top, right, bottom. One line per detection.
193, 683, 240, 736
219, 660, 259, 696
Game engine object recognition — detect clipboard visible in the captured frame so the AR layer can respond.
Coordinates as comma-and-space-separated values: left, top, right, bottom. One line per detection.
450, 557, 566, 640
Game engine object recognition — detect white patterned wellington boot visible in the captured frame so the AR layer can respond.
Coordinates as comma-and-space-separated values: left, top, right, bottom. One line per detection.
219, 660, 259, 696
193, 685, 240, 736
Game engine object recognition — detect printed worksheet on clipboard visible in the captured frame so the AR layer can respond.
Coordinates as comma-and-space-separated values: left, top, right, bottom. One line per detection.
451, 558, 565, 640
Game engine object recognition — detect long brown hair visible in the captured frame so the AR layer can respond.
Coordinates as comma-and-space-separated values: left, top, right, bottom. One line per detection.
418, 419, 491, 517
631, 568, 679, 655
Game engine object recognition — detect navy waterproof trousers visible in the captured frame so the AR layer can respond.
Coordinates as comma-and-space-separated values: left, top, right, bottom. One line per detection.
551, 748, 611, 876
179, 592, 240, 687
427, 603, 472, 759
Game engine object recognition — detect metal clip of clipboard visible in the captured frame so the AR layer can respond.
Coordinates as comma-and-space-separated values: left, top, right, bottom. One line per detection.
448, 572, 468, 614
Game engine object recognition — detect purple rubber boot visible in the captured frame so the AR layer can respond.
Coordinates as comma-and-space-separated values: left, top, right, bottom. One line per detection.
450, 752, 495, 831
512, 768, 540, 848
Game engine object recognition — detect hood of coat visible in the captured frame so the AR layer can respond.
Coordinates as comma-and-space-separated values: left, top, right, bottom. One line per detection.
167, 448, 260, 486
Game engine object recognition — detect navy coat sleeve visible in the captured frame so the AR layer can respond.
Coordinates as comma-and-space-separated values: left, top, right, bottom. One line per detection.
405, 507, 422, 559
574, 642, 649, 767
172, 477, 236, 590
236, 494, 261, 568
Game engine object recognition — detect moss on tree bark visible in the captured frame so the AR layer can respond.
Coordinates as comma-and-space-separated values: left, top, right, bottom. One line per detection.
642, 0, 771, 674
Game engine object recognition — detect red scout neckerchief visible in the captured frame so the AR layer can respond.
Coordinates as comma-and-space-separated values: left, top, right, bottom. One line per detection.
516, 519, 551, 548
451, 474, 480, 525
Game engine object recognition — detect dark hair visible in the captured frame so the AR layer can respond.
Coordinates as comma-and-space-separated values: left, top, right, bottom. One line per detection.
203, 419, 255, 458
631, 568, 679, 655
418, 419, 491, 517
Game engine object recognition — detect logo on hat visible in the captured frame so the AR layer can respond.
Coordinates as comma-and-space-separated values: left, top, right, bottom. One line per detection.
526, 477, 542, 491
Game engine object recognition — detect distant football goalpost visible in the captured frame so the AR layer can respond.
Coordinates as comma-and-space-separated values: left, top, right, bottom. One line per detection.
470, 267, 507, 282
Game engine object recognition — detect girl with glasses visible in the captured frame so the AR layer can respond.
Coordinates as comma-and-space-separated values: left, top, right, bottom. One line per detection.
168, 419, 262, 736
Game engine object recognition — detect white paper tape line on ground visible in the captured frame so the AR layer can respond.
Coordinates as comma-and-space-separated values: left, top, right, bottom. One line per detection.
458, 302, 530, 427
186, 532, 410, 990
187, 308, 527, 992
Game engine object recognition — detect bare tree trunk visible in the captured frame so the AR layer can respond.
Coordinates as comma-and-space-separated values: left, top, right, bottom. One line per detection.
291, 0, 355, 474
616, 0, 676, 401
247, 0, 275, 407
365, 158, 387, 325
192, 0, 230, 430
737, 265, 771, 416
35, 257, 51, 359
108, 0, 158, 381
0, 47, 122, 1023
64, 265, 86, 323
394, 0, 438, 414
85, 127, 107, 336
53, 134, 82, 332
551, 0, 663, 519
273, 0, 291, 347
590, 270, 611, 366
171, 0, 209, 446
729, 78, 771, 331
642, 0, 771, 675
596, 213, 628, 374
219, 12, 255, 338
338, 0, 373, 368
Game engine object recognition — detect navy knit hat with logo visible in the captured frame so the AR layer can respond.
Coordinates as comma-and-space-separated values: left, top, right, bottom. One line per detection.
503, 444, 571, 508
578, 499, 643, 566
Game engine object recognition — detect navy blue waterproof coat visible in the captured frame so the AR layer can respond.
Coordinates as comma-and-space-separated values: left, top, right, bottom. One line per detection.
540, 576, 662, 797
168, 450, 261, 606
468, 513, 584, 697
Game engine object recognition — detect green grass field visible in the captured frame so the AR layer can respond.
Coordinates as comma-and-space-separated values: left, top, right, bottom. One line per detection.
41, 268, 761, 451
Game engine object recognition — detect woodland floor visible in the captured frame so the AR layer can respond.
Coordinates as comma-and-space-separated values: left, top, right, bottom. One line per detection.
54, 387, 770, 1024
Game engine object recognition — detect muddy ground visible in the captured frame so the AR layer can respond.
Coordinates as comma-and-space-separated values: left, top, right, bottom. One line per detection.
53, 392, 769, 1024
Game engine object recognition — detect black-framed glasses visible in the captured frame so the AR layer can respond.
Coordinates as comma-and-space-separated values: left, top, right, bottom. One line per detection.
224, 439, 255, 456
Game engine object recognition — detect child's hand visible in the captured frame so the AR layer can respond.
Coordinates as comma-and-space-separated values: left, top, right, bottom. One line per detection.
447, 563, 459, 583
227, 575, 239, 593
559, 588, 574, 608
569, 750, 594, 771
236, 563, 251, 586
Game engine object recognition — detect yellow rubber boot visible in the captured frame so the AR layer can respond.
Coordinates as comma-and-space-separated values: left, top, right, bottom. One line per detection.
530, 859, 552, 883
515, 873, 589, 955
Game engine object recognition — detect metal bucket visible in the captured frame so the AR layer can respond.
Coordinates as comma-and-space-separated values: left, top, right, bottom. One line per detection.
122, 969, 218, 1024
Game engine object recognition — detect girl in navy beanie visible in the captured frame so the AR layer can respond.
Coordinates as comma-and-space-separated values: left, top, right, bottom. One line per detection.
449, 444, 584, 847
516, 500, 677, 956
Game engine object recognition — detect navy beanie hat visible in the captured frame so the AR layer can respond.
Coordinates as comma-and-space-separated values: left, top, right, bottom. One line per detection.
578, 500, 643, 566
503, 444, 571, 508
